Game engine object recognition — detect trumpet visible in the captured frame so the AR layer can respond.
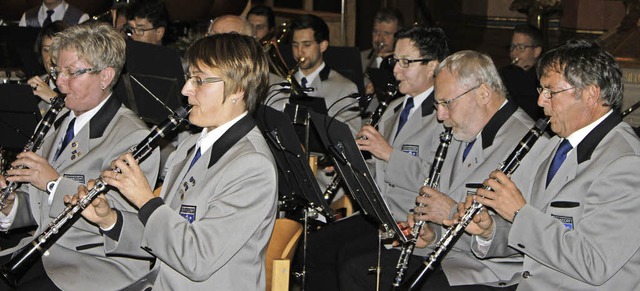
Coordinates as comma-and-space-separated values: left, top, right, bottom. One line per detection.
0, 105, 191, 287
0, 95, 66, 209
392, 127, 453, 287
396, 117, 549, 290
511, 57, 519, 66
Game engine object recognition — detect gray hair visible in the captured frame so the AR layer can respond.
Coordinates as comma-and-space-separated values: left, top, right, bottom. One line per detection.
50, 22, 125, 90
435, 50, 507, 96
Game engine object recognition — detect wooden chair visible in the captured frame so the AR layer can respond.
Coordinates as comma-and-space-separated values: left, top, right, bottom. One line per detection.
330, 195, 354, 218
266, 218, 303, 291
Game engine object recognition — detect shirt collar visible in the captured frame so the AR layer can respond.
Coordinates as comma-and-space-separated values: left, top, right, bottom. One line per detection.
296, 62, 325, 85
68, 93, 111, 136
564, 110, 613, 150
403, 86, 433, 110
40, 0, 67, 21
196, 111, 248, 153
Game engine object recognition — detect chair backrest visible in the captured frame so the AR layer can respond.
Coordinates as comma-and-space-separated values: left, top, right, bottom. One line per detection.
266, 218, 303, 291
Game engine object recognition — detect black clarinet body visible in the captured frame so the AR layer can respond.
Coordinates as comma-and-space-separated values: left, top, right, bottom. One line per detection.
392, 127, 453, 287
0, 95, 67, 209
0, 105, 191, 287
397, 117, 549, 290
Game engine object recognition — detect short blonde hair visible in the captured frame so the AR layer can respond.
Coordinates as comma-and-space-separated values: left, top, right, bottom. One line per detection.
186, 33, 268, 114
50, 22, 125, 90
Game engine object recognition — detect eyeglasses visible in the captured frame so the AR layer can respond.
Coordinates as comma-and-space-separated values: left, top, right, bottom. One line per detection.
51, 67, 95, 80
185, 73, 224, 87
123, 25, 157, 36
433, 85, 480, 110
388, 56, 433, 68
509, 43, 536, 52
536, 86, 575, 99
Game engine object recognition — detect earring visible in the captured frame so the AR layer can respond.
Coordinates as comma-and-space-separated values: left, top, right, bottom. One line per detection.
232, 98, 237, 104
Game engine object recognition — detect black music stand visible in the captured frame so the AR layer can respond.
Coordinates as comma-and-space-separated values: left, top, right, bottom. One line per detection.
255, 105, 334, 219
0, 84, 42, 150
284, 95, 328, 155
0, 26, 43, 78
114, 39, 185, 125
255, 105, 336, 290
307, 111, 408, 244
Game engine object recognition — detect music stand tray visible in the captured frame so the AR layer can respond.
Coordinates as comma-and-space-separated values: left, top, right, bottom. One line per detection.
0, 84, 42, 150
114, 40, 185, 125
255, 105, 334, 219
307, 111, 408, 243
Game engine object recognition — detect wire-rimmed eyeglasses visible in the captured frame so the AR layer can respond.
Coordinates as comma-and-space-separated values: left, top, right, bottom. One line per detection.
433, 84, 481, 110
185, 73, 224, 87
536, 86, 575, 99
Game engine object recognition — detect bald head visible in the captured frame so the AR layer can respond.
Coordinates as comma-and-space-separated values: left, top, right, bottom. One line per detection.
208, 15, 253, 36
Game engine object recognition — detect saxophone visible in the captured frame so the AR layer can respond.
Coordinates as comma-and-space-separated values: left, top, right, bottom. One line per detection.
396, 117, 549, 290
0, 105, 191, 287
0, 95, 66, 209
392, 127, 453, 287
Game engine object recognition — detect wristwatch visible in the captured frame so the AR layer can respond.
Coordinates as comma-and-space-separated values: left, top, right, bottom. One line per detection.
46, 179, 58, 195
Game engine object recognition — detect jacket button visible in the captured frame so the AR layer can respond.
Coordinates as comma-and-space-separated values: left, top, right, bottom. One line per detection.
522, 271, 531, 278
517, 243, 525, 249
499, 282, 506, 286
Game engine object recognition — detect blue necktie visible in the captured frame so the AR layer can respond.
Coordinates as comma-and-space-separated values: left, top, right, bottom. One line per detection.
396, 97, 414, 137
546, 139, 573, 186
301, 77, 308, 88
54, 118, 75, 161
188, 147, 201, 171
463, 140, 475, 161
43, 9, 54, 27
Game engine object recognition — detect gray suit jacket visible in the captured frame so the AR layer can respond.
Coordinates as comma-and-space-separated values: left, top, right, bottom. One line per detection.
414, 101, 549, 287
3, 96, 160, 290
373, 91, 442, 221
473, 113, 640, 290
305, 65, 362, 135
105, 115, 278, 291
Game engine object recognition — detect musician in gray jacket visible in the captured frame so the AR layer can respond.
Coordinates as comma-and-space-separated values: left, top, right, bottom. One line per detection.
463, 40, 640, 290
341, 50, 548, 290
74, 33, 278, 291
304, 25, 449, 291
0, 22, 160, 290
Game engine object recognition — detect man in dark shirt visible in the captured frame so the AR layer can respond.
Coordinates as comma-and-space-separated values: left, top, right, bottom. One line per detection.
500, 24, 544, 121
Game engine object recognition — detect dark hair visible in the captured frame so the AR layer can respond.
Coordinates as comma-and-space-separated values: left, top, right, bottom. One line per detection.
185, 33, 269, 114
374, 7, 405, 29
289, 14, 329, 43
395, 25, 449, 62
126, 0, 169, 29
537, 39, 623, 110
514, 24, 542, 47
34, 21, 69, 65
247, 5, 275, 30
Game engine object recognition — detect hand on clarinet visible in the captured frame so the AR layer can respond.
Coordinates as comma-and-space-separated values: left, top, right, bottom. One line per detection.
475, 171, 526, 223
6, 151, 59, 191
27, 75, 57, 103
65, 180, 117, 229
101, 153, 154, 209
407, 213, 436, 248
0, 174, 16, 214
445, 196, 494, 240
414, 186, 457, 225
356, 125, 392, 161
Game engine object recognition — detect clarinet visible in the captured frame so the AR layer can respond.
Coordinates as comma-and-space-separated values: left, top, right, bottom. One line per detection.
323, 82, 398, 202
398, 117, 549, 290
392, 127, 453, 287
0, 105, 191, 287
0, 95, 66, 209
